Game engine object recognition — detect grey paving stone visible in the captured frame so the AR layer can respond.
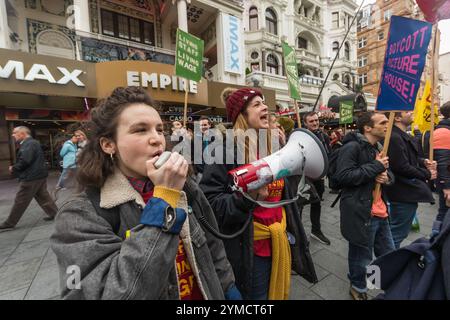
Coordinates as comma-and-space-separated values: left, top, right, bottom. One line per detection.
22, 224, 55, 243
40, 248, 58, 269
24, 264, 60, 300
3, 239, 50, 266
290, 278, 323, 300
298, 263, 331, 288
0, 257, 42, 295
310, 274, 352, 300
0, 287, 28, 300
312, 248, 349, 282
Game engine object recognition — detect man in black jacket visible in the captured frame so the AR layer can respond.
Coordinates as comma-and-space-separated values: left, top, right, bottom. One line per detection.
303, 112, 331, 245
386, 112, 436, 248
0, 126, 57, 231
335, 112, 395, 300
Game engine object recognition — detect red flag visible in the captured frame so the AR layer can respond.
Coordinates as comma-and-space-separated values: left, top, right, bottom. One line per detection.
416, 0, 450, 23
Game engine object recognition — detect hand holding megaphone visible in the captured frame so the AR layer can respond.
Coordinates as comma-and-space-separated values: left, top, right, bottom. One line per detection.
146, 151, 188, 191
228, 128, 329, 193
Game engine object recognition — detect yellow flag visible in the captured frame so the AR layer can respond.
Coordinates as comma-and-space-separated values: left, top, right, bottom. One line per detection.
412, 80, 439, 133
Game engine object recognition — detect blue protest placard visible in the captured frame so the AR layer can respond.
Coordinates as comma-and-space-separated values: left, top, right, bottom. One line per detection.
376, 16, 432, 112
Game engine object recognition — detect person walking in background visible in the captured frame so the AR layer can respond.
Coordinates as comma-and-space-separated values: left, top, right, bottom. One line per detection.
75, 130, 88, 160
433, 102, 450, 224
0, 126, 57, 231
303, 112, 332, 245
385, 112, 436, 249
54, 134, 78, 195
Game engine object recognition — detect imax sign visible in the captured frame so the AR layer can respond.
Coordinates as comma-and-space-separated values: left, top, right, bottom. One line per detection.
0, 60, 85, 86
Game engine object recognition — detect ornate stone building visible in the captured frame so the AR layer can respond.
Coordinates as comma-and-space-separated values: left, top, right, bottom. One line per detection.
243, 0, 359, 113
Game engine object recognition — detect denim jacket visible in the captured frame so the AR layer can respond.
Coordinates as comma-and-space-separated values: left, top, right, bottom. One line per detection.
50, 169, 236, 299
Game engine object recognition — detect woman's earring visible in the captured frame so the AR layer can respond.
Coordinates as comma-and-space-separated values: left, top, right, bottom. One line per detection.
110, 153, 114, 162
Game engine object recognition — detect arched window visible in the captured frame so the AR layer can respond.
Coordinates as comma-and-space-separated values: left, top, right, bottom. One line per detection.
298, 36, 308, 49
265, 8, 277, 35
332, 41, 339, 58
266, 54, 279, 75
345, 42, 350, 60
249, 6, 258, 31
344, 74, 351, 88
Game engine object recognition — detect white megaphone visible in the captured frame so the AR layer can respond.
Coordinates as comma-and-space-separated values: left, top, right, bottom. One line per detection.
228, 128, 329, 193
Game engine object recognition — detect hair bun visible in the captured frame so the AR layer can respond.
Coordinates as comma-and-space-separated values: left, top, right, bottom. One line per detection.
221, 87, 237, 106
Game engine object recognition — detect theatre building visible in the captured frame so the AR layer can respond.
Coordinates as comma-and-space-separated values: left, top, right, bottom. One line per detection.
0, 48, 275, 179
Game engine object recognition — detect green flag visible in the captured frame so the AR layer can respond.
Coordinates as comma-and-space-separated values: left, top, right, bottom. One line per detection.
282, 41, 301, 100
339, 101, 354, 125
175, 29, 204, 82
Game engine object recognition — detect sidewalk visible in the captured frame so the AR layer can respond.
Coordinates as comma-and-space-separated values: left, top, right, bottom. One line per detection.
0, 174, 438, 300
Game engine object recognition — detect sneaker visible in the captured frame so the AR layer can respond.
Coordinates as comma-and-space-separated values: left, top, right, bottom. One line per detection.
349, 286, 368, 300
311, 231, 331, 245
0, 222, 15, 232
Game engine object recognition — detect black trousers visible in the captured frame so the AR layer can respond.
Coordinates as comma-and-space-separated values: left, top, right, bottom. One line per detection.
310, 179, 325, 233
5, 178, 58, 227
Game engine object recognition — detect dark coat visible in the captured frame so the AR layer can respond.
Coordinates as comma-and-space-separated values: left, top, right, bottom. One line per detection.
12, 137, 48, 182
334, 132, 393, 247
385, 126, 434, 203
433, 119, 450, 189
199, 146, 317, 299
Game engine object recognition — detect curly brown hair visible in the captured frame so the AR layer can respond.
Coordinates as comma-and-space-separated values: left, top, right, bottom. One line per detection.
77, 87, 159, 188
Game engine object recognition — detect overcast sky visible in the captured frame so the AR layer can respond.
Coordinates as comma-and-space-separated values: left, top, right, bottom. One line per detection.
355, 0, 450, 54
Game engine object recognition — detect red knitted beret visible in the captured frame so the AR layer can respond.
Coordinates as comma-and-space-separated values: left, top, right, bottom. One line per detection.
224, 88, 264, 124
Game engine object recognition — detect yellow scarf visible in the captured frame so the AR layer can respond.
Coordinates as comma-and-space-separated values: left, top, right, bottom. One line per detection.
253, 209, 291, 300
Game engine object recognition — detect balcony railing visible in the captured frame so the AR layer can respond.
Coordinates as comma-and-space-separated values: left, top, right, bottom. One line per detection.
246, 71, 324, 96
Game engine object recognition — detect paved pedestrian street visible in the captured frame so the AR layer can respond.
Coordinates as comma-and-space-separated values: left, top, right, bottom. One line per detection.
0, 172, 438, 300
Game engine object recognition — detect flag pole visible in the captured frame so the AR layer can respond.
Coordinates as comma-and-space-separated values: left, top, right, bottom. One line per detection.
429, 24, 440, 162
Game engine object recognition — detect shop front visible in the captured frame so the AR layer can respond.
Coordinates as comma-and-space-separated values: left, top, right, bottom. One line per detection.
0, 48, 276, 179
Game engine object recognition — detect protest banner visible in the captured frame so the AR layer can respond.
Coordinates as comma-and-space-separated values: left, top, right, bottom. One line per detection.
376, 16, 432, 112
415, 0, 450, 23
374, 16, 432, 200
175, 29, 204, 127
412, 80, 439, 133
339, 101, 353, 125
282, 41, 302, 127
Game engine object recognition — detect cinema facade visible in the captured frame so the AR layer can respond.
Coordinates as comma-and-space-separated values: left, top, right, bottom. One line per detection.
0, 48, 276, 179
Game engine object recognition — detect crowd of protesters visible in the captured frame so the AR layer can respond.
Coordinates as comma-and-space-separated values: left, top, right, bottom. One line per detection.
0, 86, 449, 300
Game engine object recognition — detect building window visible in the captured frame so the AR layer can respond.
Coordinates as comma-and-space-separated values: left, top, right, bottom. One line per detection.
298, 37, 308, 49
358, 37, 367, 48
265, 8, 277, 35
358, 73, 368, 85
358, 56, 368, 67
251, 62, 260, 71
304, 7, 309, 18
251, 51, 259, 59
101, 10, 114, 36
117, 15, 129, 39
266, 54, 279, 75
332, 12, 339, 29
344, 42, 350, 60
143, 22, 155, 45
384, 9, 392, 22
378, 32, 384, 40
249, 6, 258, 31
344, 75, 351, 88
129, 18, 141, 42
332, 41, 339, 58
100, 9, 155, 46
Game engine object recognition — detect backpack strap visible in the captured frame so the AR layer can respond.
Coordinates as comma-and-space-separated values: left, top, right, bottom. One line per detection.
85, 187, 121, 235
